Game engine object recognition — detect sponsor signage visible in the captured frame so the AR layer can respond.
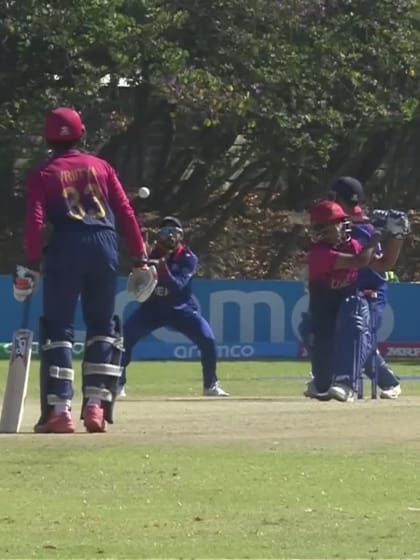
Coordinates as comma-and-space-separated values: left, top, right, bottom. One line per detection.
0, 277, 418, 359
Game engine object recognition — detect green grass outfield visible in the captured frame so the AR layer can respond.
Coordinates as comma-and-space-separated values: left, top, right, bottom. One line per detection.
1, 360, 420, 560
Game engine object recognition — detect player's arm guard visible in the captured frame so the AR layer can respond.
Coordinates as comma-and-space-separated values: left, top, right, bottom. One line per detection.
127, 264, 158, 303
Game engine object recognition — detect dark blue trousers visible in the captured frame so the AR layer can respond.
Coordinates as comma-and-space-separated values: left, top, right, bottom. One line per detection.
121, 303, 218, 389
300, 295, 371, 393
41, 229, 118, 408
363, 298, 399, 388
299, 296, 399, 391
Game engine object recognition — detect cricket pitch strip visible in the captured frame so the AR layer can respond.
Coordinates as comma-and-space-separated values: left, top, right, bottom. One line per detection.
2, 396, 420, 452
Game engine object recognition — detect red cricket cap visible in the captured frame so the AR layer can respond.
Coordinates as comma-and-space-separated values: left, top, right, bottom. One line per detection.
309, 200, 348, 226
44, 107, 84, 143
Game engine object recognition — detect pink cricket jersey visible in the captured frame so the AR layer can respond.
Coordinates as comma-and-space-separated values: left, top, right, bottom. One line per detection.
308, 239, 362, 290
24, 150, 146, 264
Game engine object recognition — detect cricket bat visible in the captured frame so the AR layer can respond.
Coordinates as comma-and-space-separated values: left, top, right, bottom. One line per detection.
0, 300, 33, 433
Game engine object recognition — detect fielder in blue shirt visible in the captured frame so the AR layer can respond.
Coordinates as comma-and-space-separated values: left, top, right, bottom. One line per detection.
119, 216, 229, 397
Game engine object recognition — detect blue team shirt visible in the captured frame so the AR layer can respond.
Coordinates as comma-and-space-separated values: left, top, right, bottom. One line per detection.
351, 223, 387, 301
146, 244, 198, 309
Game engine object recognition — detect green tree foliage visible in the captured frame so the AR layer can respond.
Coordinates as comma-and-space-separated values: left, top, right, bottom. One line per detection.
0, 0, 132, 218
2, 0, 420, 231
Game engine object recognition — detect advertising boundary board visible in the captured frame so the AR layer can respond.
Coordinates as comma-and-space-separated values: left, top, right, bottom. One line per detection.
0, 277, 418, 359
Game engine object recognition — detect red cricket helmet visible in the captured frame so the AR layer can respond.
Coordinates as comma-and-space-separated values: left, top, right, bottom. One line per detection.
44, 107, 84, 143
309, 200, 348, 226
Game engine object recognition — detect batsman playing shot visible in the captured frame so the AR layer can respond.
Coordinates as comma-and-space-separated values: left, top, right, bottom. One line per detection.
120, 216, 229, 397
301, 198, 409, 402
302, 200, 382, 402
13, 107, 154, 433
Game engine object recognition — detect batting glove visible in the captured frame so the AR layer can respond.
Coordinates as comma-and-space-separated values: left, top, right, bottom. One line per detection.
13, 265, 40, 302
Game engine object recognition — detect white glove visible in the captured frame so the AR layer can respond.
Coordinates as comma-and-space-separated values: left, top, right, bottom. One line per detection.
127, 265, 158, 303
13, 265, 40, 302
385, 210, 410, 238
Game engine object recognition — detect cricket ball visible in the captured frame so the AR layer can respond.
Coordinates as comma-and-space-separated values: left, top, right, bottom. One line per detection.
138, 186, 151, 199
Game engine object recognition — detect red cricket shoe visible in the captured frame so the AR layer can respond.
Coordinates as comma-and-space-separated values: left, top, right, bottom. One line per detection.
83, 404, 106, 433
34, 411, 75, 434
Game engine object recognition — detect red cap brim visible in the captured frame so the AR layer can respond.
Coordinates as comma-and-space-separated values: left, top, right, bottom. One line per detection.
351, 205, 363, 216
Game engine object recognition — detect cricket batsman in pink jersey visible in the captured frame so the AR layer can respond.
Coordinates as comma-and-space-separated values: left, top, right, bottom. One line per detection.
13, 107, 153, 433
304, 200, 381, 402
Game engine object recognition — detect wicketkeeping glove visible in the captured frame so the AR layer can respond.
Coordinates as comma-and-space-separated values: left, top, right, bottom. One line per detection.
13, 265, 40, 302
370, 209, 388, 230
127, 264, 158, 303
385, 209, 410, 239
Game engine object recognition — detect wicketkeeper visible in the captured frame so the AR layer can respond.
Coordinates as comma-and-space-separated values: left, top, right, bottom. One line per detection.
121, 216, 229, 397
330, 176, 409, 398
13, 107, 153, 433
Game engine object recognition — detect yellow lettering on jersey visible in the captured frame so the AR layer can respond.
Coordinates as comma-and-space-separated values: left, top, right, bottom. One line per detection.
60, 168, 106, 220
330, 279, 351, 289
62, 186, 86, 220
